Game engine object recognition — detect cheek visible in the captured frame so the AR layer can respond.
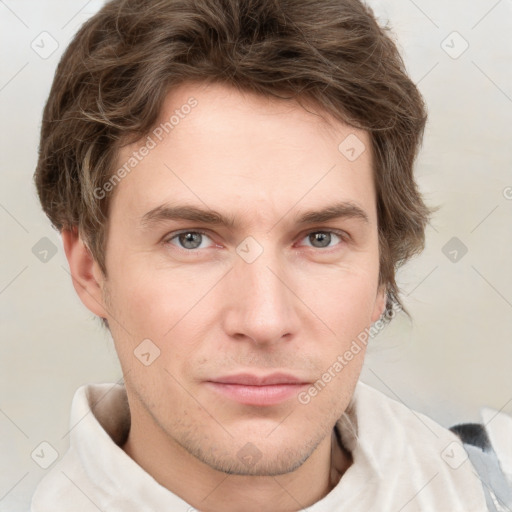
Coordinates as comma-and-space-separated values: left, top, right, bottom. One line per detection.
298, 274, 374, 410
304, 266, 379, 333
106, 264, 220, 370
110, 264, 200, 332
296, 270, 377, 391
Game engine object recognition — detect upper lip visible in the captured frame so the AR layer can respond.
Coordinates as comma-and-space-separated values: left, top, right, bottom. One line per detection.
208, 373, 308, 386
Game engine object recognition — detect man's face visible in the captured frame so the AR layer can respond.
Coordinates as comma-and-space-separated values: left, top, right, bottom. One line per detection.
99, 82, 385, 475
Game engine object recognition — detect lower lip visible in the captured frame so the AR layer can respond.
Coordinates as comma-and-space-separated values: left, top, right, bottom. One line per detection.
206, 382, 307, 406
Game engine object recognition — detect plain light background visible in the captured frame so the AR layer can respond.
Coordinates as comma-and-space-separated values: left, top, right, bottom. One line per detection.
1, 0, 511, 510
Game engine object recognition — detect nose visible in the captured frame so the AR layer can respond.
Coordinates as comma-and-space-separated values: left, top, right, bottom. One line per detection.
221, 247, 300, 346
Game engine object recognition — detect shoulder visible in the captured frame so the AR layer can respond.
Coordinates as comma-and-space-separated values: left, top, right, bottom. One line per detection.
335, 382, 489, 510
30, 383, 130, 512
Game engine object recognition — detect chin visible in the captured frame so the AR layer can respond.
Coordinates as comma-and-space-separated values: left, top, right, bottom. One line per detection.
181, 431, 324, 477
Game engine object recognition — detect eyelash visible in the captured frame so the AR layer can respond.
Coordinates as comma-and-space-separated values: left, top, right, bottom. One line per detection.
163, 229, 350, 252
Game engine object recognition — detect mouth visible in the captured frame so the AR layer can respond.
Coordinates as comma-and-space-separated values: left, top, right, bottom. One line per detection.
205, 372, 310, 406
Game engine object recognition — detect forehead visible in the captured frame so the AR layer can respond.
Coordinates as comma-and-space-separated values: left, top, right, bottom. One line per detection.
110, 81, 376, 228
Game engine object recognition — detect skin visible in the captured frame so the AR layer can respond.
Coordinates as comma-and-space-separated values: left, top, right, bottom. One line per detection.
62, 81, 386, 511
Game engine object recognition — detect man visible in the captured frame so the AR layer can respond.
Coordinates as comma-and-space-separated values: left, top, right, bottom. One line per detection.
31, 0, 511, 510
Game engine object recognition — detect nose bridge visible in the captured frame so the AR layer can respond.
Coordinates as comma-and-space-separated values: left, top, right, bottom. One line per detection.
224, 244, 297, 343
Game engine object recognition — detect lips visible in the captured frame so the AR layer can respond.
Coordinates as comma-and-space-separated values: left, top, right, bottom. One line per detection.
205, 373, 309, 406
211, 373, 305, 386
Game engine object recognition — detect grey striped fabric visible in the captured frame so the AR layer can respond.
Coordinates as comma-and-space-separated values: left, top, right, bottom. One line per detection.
451, 423, 512, 512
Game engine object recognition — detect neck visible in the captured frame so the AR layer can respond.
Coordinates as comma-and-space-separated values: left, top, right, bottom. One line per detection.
123, 410, 351, 512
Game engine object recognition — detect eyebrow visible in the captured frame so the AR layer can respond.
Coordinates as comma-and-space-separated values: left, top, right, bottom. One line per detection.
140, 201, 370, 230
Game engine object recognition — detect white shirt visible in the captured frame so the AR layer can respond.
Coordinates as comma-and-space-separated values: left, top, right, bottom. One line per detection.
31, 381, 492, 511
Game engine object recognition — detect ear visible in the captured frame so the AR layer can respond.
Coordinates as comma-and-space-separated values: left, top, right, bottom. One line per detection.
370, 284, 387, 323
61, 227, 108, 318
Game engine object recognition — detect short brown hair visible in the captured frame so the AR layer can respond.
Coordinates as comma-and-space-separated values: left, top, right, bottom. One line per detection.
34, 0, 433, 320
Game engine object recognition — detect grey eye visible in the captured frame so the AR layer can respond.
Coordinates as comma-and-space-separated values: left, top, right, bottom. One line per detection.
308, 232, 332, 248
178, 232, 203, 249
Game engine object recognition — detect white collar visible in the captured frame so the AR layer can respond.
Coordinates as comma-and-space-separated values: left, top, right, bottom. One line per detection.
32, 381, 488, 511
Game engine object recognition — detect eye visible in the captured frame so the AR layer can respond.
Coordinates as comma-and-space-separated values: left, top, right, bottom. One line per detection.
164, 229, 347, 252
300, 231, 345, 249
166, 231, 214, 250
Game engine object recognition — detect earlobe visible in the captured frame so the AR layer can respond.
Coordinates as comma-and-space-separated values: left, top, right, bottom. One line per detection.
61, 227, 108, 318
371, 285, 387, 323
